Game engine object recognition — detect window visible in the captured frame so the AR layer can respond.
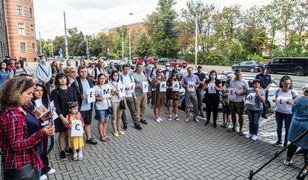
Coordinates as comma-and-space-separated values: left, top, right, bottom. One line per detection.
18, 23, 25, 35
30, 24, 34, 36
20, 42, 26, 53
16, 5, 23, 16
29, 8, 33, 17
32, 43, 36, 53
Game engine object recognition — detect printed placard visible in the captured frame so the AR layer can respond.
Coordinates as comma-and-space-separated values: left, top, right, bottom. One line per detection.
245, 93, 256, 105
172, 81, 180, 92
208, 83, 216, 94
160, 81, 167, 92
86, 88, 96, 103
228, 88, 236, 101
126, 82, 135, 95
187, 82, 195, 92
102, 87, 111, 98
118, 83, 126, 98
142, 82, 149, 93
70, 120, 84, 137
276, 97, 292, 111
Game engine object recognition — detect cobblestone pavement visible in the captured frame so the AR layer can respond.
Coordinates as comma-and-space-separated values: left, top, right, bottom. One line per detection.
37, 106, 303, 180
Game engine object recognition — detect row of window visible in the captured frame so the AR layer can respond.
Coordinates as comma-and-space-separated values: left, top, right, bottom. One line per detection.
19, 42, 36, 53
18, 23, 35, 36
16, 5, 33, 18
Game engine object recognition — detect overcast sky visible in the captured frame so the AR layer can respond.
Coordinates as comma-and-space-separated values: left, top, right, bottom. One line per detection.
34, 0, 271, 39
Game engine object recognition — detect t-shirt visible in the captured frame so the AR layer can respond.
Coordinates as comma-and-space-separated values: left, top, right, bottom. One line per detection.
94, 84, 112, 110
133, 72, 148, 94
182, 74, 200, 93
121, 74, 135, 97
292, 96, 308, 121
255, 74, 272, 89
11, 68, 27, 76
229, 78, 249, 102
246, 88, 265, 111
80, 79, 91, 111
109, 81, 123, 103
205, 79, 221, 96
275, 88, 298, 114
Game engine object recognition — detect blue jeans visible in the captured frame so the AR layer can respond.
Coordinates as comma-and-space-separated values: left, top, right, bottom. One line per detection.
275, 111, 292, 147
35, 146, 42, 180
247, 109, 262, 135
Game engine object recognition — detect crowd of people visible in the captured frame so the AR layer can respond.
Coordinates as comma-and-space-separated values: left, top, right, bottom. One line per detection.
0, 56, 307, 180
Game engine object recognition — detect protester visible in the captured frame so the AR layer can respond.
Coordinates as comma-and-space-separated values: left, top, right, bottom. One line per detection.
18, 57, 25, 68
182, 67, 200, 122
66, 60, 72, 67
255, 66, 272, 119
283, 84, 308, 179
162, 63, 171, 81
66, 102, 85, 161
0, 77, 54, 180
51, 73, 78, 160
204, 70, 222, 128
245, 79, 265, 140
71, 65, 98, 145
121, 64, 140, 130
166, 70, 180, 121
106, 61, 117, 75
228, 69, 249, 136
96, 58, 108, 75
272, 75, 298, 147
6, 58, 16, 72
64, 66, 76, 87
151, 68, 167, 122
220, 75, 233, 128
109, 71, 126, 137
87, 62, 98, 84
0, 61, 11, 89
36, 56, 52, 94
11, 60, 28, 76
194, 65, 206, 118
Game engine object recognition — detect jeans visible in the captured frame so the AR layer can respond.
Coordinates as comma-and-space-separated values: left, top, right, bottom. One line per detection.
196, 89, 204, 116
185, 92, 198, 118
247, 109, 262, 135
262, 90, 268, 117
41, 136, 51, 175
275, 111, 293, 147
35, 146, 42, 180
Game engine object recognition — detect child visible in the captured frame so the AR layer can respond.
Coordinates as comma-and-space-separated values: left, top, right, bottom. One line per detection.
221, 76, 232, 128
95, 73, 112, 141
66, 102, 84, 161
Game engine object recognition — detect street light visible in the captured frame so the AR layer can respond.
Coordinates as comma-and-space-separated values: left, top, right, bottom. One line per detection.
194, 0, 201, 66
128, 13, 133, 61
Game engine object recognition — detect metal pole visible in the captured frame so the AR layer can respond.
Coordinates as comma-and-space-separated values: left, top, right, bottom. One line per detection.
39, 31, 43, 55
121, 30, 124, 60
194, 15, 198, 66
129, 28, 131, 61
86, 36, 89, 60
64, 11, 69, 59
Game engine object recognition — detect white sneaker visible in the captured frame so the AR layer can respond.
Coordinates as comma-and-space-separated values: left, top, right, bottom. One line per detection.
185, 117, 190, 122
283, 159, 293, 166
158, 117, 163, 122
47, 168, 56, 174
78, 150, 83, 160
155, 118, 160, 122
73, 152, 78, 161
251, 135, 258, 141
168, 116, 172, 121
174, 115, 179, 121
40, 175, 47, 180
245, 133, 251, 139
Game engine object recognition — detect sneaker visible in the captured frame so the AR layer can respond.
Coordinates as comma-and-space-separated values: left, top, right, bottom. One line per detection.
134, 124, 142, 130
119, 130, 125, 135
158, 117, 163, 122
185, 117, 190, 122
204, 121, 209, 126
86, 138, 98, 145
114, 131, 119, 137
251, 135, 258, 141
47, 168, 56, 175
60, 150, 67, 160
245, 133, 252, 139
298, 169, 307, 180
73, 152, 78, 161
65, 148, 73, 154
272, 141, 282, 147
155, 118, 160, 122
194, 118, 199, 123
212, 124, 217, 128
40, 175, 47, 180
140, 120, 148, 124
78, 150, 83, 160
174, 115, 179, 121
123, 124, 128, 130
283, 159, 293, 166
295, 149, 305, 155
168, 116, 172, 121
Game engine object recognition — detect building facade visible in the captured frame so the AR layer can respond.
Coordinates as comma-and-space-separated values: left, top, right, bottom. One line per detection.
0, 0, 9, 60
4, 0, 37, 61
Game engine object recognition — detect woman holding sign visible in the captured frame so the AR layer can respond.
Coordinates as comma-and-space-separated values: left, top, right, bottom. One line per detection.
245, 79, 265, 140
95, 74, 112, 141
204, 70, 222, 128
151, 69, 167, 122
166, 70, 180, 121
272, 76, 298, 147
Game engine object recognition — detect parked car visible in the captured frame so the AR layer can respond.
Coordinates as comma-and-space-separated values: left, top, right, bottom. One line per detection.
146, 57, 158, 64
232, 61, 262, 73
158, 58, 170, 65
169, 59, 188, 68
266, 57, 308, 76
133, 57, 143, 64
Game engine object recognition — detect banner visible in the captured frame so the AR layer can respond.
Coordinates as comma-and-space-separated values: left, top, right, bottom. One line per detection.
70, 120, 84, 137
87, 88, 96, 103
187, 82, 195, 92
118, 83, 126, 98
142, 82, 149, 93
102, 87, 111, 98
208, 83, 216, 94
228, 88, 236, 101
172, 81, 180, 92
126, 83, 135, 95
245, 93, 256, 105
160, 81, 167, 92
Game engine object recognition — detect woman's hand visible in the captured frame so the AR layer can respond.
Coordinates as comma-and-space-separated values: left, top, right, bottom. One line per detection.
40, 112, 52, 121
41, 125, 55, 136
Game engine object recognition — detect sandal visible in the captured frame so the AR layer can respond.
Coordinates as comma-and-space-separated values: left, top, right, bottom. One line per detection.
238, 131, 244, 136
104, 135, 111, 141
100, 137, 107, 142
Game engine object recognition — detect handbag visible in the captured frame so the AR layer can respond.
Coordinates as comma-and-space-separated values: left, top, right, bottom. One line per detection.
106, 99, 113, 114
4, 164, 37, 180
119, 99, 126, 110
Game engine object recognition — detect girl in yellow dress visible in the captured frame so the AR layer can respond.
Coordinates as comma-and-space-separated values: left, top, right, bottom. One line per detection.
65, 102, 84, 161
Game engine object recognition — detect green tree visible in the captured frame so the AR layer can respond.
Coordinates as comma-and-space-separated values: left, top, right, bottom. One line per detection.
134, 30, 153, 59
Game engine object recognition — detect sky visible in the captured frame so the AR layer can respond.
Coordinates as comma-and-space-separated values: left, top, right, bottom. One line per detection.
34, 0, 271, 39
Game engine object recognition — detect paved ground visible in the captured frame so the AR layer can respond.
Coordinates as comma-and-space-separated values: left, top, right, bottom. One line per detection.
42, 106, 303, 180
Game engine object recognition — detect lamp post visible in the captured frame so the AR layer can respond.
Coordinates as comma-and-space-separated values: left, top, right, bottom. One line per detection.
194, 0, 201, 66
128, 13, 133, 61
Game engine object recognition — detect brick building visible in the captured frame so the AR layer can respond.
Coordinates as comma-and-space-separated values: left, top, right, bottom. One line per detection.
4, 0, 37, 61
0, 0, 9, 59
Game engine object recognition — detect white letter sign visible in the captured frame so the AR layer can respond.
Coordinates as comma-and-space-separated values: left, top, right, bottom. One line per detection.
160, 81, 167, 92
172, 81, 180, 92
87, 88, 96, 103
71, 120, 84, 137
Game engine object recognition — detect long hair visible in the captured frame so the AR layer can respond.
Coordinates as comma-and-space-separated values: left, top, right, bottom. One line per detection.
0, 76, 36, 109
97, 73, 108, 85
110, 70, 119, 82
209, 70, 218, 80
34, 83, 50, 108
279, 75, 293, 89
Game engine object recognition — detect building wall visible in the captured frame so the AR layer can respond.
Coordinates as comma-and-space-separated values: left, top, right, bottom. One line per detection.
0, 0, 9, 60
5, 0, 37, 61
